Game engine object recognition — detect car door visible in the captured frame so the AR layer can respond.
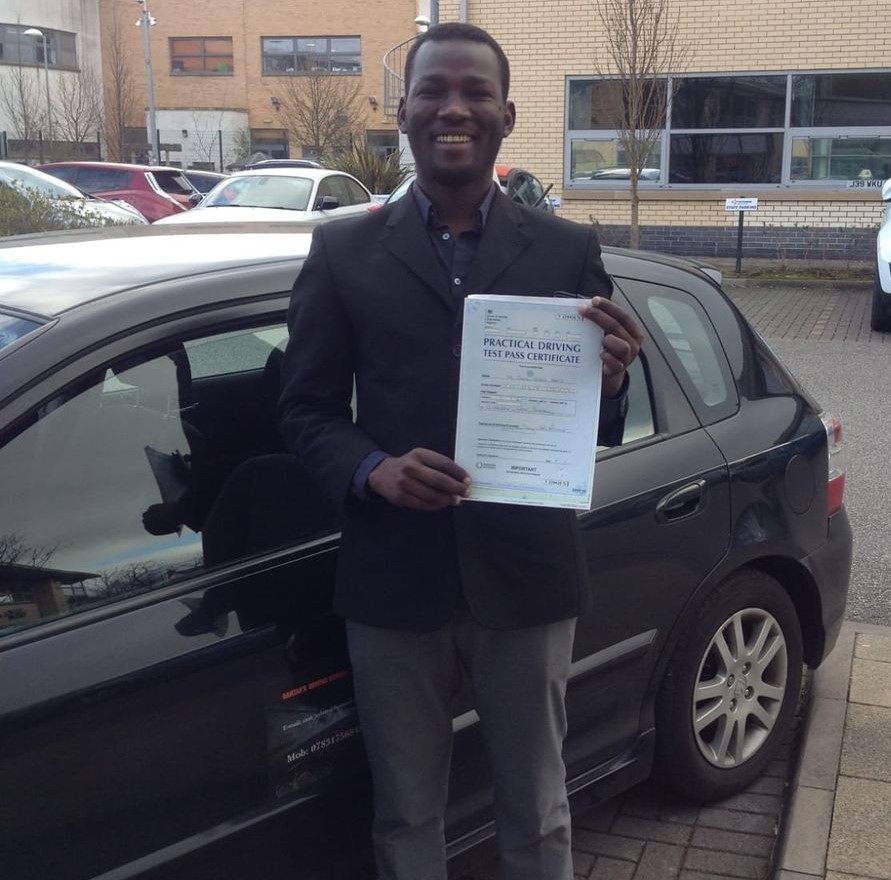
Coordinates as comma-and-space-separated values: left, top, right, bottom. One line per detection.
0, 307, 373, 880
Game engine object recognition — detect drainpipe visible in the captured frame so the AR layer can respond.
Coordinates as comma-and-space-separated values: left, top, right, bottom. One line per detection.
459, 0, 467, 22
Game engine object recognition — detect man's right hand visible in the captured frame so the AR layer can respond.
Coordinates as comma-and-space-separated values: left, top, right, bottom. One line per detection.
367, 448, 471, 510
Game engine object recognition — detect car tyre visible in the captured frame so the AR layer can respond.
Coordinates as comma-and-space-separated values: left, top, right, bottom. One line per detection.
870, 267, 891, 332
654, 569, 803, 801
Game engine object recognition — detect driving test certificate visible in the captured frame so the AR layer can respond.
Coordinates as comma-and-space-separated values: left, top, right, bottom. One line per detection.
455, 294, 603, 509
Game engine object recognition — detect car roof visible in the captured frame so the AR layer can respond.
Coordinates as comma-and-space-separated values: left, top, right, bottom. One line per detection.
228, 167, 361, 184
0, 223, 720, 320
38, 161, 190, 174
0, 224, 317, 317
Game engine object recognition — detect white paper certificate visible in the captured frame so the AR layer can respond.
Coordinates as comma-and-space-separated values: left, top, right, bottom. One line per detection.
455, 294, 603, 509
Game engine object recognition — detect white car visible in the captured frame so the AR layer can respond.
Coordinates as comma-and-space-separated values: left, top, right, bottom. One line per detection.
156, 167, 373, 225
872, 178, 891, 331
0, 161, 148, 226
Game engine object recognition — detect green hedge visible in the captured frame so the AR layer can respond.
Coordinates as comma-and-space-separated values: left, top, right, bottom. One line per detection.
0, 186, 116, 237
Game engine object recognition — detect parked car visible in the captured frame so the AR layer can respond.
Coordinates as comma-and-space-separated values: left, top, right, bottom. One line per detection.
0, 224, 851, 880
242, 158, 324, 170
37, 161, 198, 222
373, 166, 553, 213
0, 161, 148, 226
183, 168, 227, 194
154, 167, 372, 225
871, 177, 891, 331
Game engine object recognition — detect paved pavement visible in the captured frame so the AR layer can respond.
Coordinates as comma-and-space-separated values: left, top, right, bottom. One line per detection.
459, 279, 885, 880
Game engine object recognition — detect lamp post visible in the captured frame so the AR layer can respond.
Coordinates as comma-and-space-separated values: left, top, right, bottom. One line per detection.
135, 1, 160, 163
23, 28, 53, 150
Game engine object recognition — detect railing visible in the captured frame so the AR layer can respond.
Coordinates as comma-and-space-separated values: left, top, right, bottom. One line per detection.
383, 33, 419, 118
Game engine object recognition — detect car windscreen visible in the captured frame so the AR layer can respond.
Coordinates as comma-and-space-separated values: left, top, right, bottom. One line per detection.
0, 311, 44, 352
0, 167, 80, 200
151, 170, 195, 196
203, 175, 313, 210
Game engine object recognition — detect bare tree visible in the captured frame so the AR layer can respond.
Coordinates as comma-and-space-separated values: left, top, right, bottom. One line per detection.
103, 7, 137, 162
0, 62, 42, 161
0, 533, 55, 569
593, 0, 690, 248
54, 65, 104, 157
276, 72, 364, 158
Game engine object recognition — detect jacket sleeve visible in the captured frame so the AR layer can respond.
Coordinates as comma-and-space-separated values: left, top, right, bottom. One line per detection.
278, 224, 381, 508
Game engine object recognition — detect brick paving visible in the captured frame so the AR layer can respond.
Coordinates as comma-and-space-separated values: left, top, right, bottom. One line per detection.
724, 283, 884, 344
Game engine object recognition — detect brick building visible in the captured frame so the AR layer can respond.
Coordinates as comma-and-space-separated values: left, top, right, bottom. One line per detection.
430, 0, 889, 261
96, 0, 419, 169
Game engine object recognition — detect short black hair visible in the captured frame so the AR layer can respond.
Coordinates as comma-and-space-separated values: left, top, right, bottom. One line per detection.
404, 22, 511, 101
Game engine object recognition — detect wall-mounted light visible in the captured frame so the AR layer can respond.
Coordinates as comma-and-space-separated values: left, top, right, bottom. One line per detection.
181, 128, 188, 138
270, 96, 281, 110
368, 96, 378, 109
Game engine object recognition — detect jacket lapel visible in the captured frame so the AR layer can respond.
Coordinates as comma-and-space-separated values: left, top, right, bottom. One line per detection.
379, 193, 455, 311
465, 192, 533, 295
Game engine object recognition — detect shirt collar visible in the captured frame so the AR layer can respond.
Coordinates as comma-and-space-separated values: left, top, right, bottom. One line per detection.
411, 180, 498, 231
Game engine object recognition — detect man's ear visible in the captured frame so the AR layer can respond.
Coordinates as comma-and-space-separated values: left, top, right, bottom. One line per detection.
503, 100, 516, 138
397, 97, 407, 133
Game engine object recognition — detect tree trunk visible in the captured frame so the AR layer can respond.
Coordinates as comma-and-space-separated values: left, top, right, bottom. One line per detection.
629, 178, 641, 250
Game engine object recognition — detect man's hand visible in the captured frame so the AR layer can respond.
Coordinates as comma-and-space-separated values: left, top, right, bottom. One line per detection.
578, 296, 644, 397
368, 448, 471, 510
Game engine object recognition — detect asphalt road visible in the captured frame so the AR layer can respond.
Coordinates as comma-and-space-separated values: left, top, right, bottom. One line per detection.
726, 283, 890, 625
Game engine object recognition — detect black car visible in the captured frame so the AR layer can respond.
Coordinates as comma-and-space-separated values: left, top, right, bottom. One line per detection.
0, 225, 851, 880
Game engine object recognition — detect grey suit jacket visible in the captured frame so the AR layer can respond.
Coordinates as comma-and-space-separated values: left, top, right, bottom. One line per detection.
279, 188, 617, 631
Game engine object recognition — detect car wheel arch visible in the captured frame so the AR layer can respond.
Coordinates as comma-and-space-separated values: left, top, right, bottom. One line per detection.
639, 554, 822, 737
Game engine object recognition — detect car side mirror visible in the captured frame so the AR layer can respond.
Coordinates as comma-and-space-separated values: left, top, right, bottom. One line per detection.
316, 195, 340, 211
188, 191, 203, 206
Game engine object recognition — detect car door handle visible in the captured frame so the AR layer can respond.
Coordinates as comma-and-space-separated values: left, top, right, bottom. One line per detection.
655, 480, 706, 523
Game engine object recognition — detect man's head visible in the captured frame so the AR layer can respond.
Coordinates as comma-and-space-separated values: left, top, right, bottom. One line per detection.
404, 23, 511, 102
398, 23, 515, 194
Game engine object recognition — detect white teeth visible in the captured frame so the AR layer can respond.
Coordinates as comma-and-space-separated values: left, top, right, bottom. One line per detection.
436, 135, 471, 143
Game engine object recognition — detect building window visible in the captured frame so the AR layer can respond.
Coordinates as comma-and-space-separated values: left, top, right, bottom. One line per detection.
170, 37, 233, 74
366, 130, 399, 157
262, 36, 361, 75
0, 23, 77, 70
566, 69, 891, 189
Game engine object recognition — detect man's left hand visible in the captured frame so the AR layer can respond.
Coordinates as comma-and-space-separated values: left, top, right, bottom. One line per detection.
578, 296, 644, 398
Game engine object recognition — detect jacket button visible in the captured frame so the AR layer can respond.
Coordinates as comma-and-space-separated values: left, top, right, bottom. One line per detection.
451, 344, 462, 357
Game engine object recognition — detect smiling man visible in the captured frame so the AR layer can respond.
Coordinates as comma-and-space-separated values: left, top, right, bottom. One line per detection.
279, 22, 643, 880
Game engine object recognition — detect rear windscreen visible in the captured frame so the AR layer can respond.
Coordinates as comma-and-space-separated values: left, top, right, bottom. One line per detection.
152, 171, 194, 195
0, 312, 43, 352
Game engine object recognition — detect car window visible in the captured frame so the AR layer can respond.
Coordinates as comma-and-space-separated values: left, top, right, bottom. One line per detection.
0, 321, 338, 637
0, 312, 44, 351
342, 177, 370, 205
75, 168, 131, 192
42, 166, 77, 184
644, 292, 736, 421
206, 175, 312, 210
150, 170, 194, 196
596, 354, 655, 451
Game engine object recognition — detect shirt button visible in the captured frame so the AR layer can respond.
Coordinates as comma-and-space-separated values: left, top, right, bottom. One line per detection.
442, 232, 450, 240
453, 277, 462, 286
451, 344, 462, 357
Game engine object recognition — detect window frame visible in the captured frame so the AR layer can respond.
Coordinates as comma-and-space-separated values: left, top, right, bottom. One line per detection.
261, 35, 361, 76
169, 36, 234, 75
565, 68, 891, 191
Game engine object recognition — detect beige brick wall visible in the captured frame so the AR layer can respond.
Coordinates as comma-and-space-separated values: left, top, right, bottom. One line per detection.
435, 0, 889, 232
559, 198, 883, 229
98, 0, 415, 143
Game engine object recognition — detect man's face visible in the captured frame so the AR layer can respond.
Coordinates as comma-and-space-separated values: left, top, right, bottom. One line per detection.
398, 39, 515, 191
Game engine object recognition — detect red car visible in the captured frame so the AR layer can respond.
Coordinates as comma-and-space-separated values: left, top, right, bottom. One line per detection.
38, 162, 197, 222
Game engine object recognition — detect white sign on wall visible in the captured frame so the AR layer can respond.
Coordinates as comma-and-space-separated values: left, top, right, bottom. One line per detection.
725, 198, 759, 212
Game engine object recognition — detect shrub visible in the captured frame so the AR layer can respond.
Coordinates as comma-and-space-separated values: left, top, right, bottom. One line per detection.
0, 185, 115, 237
322, 144, 410, 195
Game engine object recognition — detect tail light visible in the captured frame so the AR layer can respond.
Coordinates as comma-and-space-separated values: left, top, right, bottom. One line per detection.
821, 413, 845, 515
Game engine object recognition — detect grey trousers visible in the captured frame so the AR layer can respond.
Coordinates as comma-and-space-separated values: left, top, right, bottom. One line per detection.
346, 606, 576, 880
